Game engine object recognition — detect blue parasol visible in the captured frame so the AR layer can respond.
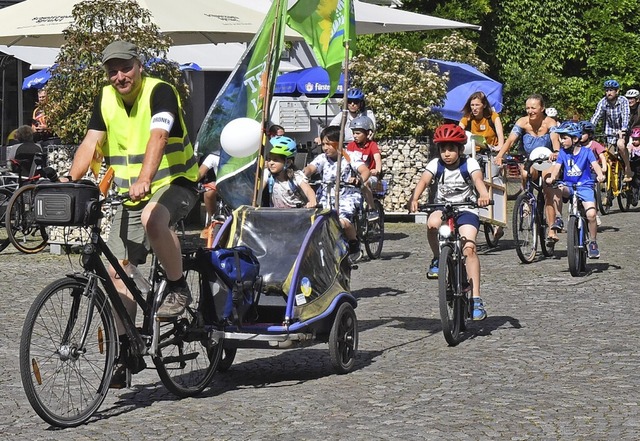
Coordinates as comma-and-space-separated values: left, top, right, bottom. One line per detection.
274, 66, 345, 96
423, 58, 503, 121
22, 66, 54, 90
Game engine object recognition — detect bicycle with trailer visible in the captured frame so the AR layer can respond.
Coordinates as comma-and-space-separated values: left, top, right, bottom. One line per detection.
420, 198, 493, 346
20, 181, 358, 428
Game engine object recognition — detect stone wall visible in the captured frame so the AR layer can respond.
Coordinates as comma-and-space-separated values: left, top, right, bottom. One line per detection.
377, 137, 434, 213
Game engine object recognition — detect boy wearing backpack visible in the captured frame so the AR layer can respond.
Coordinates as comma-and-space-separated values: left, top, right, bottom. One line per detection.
408, 124, 491, 320
265, 136, 317, 208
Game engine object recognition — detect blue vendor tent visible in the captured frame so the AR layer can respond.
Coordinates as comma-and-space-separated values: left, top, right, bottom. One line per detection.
422, 58, 503, 121
274, 66, 345, 96
22, 66, 54, 90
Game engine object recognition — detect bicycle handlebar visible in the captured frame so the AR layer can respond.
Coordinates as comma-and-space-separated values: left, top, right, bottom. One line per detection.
418, 199, 494, 212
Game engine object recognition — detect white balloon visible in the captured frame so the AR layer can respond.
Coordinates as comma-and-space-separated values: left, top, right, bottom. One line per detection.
220, 118, 262, 157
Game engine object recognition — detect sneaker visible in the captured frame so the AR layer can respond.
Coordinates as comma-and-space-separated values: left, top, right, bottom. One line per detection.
109, 363, 129, 389
472, 297, 487, 321
427, 258, 439, 279
550, 217, 564, 232
588, 241, 600, 259
156, 285, 192, 319
366, 209, 380, 222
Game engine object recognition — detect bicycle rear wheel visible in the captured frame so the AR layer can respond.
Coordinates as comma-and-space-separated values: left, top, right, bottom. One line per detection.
6, 184, 48, 254
153, 256, 222, 397
438, 246, 463, 346
20, 277, 116, 428
364, 199, 384, 259
512, 193, 537, 263
0, 188, 12, 252
566, 216, 582, 277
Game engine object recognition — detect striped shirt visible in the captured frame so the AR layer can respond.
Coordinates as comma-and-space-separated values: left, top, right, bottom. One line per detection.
590, 96, 630, 145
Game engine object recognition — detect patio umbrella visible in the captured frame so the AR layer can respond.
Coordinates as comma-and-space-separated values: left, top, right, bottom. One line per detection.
423, 58, 503, 121
0, 0, 296, 47
274, 66, 345, 96
22, 66, 53, 90
233, 0, 481, 34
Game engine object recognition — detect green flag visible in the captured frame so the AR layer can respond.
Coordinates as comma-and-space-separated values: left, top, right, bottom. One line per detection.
287, 0, 355, 97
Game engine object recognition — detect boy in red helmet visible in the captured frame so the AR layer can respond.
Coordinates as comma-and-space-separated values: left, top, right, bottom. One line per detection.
408, 124, 492, 320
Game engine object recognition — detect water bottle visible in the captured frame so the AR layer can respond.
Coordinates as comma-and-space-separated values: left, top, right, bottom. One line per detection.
122, 260, 151, 295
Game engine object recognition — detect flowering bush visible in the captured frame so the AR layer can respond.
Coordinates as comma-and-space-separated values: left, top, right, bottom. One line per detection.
350, 46, 447, 138
44, 0, 188, 144
422, 32, 489, 73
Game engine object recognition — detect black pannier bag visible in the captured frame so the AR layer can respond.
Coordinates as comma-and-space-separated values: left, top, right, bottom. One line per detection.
33, 181, 101, 226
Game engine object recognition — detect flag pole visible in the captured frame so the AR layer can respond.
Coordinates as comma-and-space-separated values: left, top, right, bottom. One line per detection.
252, 0, 285, 207
334, 12, 352, 211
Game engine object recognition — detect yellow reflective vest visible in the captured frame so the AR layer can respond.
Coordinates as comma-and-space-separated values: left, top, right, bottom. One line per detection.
100, 76, 198, 203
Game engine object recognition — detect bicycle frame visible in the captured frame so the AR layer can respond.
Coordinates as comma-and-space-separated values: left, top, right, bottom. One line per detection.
438, 213, 467, 298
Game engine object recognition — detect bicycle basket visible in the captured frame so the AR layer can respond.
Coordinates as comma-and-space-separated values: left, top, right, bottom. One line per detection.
33, 181, 101, 226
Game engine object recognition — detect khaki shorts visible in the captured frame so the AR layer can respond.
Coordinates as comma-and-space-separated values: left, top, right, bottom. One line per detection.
107, 184, 197, 265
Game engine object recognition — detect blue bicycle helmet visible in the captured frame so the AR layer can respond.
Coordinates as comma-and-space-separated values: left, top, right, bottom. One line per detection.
268, 136, 297, 158
603, 79, 620, 89
555, 122, 582, 138
347, 88, 365, 101
579, 120, 595, 135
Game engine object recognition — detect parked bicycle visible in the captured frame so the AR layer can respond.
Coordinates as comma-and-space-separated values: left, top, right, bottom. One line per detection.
422, 199, 493, 346
20, 183, 224, 427
4, 147, 56, 254
508, 151, 555, 263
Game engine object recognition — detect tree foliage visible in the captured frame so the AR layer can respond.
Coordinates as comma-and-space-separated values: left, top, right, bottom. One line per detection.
350, 46, 447, 138
44, 0, 188, 144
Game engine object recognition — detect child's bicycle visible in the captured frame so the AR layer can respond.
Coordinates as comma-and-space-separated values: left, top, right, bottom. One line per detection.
555, 181, 594, 277
507, 153, 555, 263
421, 199, 493, 346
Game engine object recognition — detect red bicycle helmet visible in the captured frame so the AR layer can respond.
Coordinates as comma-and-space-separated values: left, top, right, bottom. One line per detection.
433, 123, 467, 144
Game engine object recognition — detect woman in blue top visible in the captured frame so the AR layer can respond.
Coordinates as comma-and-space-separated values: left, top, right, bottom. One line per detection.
495, 94, 564, 243
545, 122, 605, 259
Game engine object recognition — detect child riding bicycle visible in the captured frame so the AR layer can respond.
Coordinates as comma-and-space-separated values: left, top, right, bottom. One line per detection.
545, 122, 605, 258
304, 125, 370, 255
408, 124, 491, 321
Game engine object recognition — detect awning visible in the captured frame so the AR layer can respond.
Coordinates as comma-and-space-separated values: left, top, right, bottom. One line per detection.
1, 43, 301, 72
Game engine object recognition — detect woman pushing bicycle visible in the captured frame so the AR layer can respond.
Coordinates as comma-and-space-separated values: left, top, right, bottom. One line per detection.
408, 124, 491, 321
545, 122, 605, 259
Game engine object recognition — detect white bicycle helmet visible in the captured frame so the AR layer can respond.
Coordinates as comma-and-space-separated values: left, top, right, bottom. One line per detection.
529, 147, 553, 171
625, 89, 640, 98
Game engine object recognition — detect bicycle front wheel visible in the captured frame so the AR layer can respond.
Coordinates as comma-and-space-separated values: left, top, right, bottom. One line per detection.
20, 277, 116, 428
566, 216, 582, 277
153, 257, 222, 397
0, 188, 12, 252
364, 199, 384, 259
438, 246, 463, 346
6, 184, 48, 254
512, 193, 537, 263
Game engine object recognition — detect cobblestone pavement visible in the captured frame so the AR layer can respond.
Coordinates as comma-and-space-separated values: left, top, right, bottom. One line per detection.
1, 208, 640, 440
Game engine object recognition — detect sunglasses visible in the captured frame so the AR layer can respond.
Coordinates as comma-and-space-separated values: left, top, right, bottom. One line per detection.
347, 100, 361, 104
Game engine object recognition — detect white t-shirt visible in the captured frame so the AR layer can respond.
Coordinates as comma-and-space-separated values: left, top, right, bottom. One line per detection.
270, 170, 308, 208
202, 153, 220, 171
426, 157, 481, 213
